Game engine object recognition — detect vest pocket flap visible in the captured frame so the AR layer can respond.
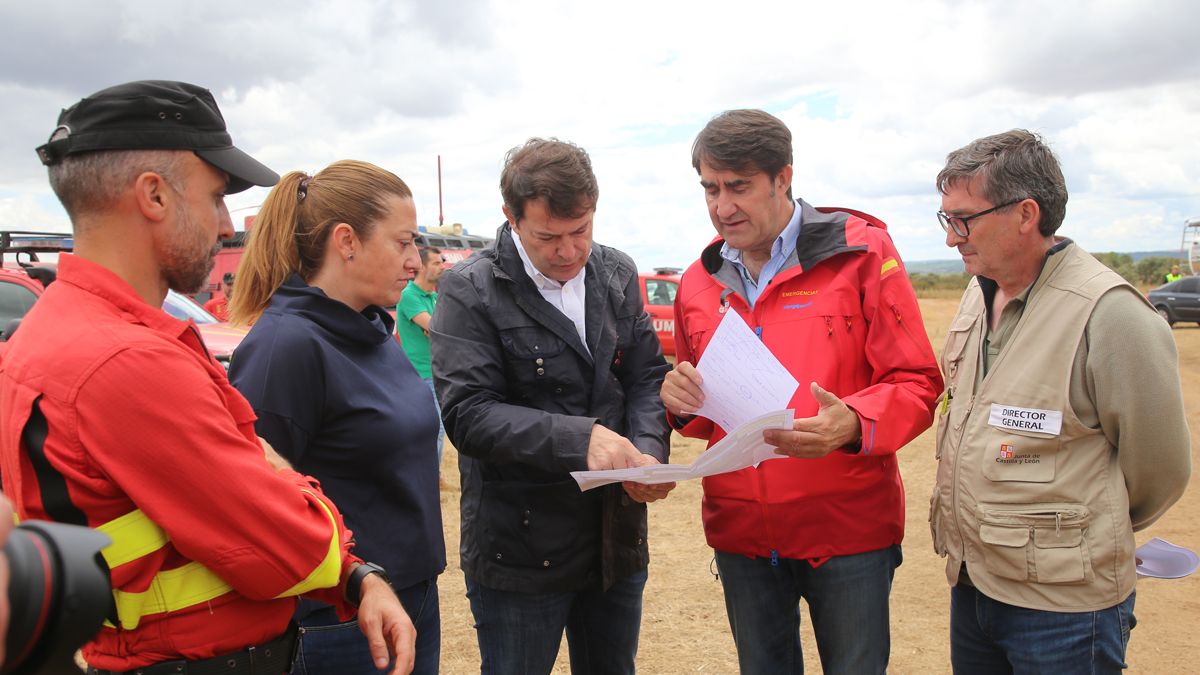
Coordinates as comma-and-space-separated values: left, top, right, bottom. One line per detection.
980, 524, 1029, 548
944, 314, 977, 362
1034, 527, 1082, 549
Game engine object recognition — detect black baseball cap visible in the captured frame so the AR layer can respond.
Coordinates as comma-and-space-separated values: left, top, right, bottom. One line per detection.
36, 80, 279, 194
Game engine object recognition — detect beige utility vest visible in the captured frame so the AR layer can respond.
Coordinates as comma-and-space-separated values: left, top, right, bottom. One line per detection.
931, 245, 1140, 612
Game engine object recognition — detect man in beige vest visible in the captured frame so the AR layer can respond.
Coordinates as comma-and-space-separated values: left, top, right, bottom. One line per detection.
929, 129, 1191, 673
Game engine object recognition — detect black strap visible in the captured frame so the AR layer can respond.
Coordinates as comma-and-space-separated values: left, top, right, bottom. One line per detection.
86, 624, 298, 675
24, 396, 88, 525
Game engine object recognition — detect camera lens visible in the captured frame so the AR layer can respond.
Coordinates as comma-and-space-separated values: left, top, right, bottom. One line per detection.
2, 521, 111, 675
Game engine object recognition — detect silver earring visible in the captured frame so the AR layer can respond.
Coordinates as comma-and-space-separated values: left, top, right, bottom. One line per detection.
348, 253, 355, 261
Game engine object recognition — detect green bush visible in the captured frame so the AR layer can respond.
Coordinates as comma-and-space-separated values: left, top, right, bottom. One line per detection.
1092, 252, 1184, 287
1134, 256, 1186, 285
909, 272, 971, 294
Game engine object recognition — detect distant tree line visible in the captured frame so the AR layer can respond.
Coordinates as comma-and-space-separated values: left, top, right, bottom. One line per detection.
1090, 253, 1184, 287
908, 254, 1185, 293
908, 272, 973, 293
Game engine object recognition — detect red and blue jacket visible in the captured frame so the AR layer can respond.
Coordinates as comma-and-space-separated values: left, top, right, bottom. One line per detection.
673, 201, 942, 562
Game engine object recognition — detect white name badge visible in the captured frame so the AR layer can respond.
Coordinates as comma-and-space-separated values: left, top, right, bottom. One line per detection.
988, 404, 1062, 436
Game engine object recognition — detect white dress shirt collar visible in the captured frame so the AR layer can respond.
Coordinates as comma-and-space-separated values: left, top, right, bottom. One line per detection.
511, 227, 589, 353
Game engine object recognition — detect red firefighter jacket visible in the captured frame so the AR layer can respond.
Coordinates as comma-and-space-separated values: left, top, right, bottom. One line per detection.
673, 201, 942, 561
0, 254, 360, 670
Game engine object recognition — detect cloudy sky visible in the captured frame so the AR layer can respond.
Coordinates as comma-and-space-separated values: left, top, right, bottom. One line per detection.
2, 0, 1198, 271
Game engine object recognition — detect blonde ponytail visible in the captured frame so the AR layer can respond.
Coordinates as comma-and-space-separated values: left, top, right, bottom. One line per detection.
228, 161, 413, 326
229, 171, 307, 325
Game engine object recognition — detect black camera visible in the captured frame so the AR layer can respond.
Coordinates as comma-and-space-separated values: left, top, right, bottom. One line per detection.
3, 521, 112, 675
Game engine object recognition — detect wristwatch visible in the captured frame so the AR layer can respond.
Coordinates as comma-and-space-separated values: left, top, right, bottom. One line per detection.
345, 562, 390, 606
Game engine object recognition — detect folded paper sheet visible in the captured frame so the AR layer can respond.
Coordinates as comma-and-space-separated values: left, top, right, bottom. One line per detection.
571, 409, 794, 491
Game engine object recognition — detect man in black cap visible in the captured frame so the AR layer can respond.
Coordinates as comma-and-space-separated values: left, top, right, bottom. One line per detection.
1, 81, 416, 674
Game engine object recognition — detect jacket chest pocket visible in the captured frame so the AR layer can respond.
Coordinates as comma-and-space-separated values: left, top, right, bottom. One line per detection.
499, 326, 567, 358
936, 315, 977, 460
499, 326, 571, 389
942, 313, 976, 384
977, 503, 1092, 584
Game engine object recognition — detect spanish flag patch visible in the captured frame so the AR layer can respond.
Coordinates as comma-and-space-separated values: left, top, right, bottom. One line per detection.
880, 258, 900, 278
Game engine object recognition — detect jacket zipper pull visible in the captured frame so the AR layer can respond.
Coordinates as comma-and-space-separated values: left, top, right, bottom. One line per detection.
824, 316, 833, 336
755, 326, 763, 341
1055, 512, 1062, 535
892, 305, 903, 323
770, 549, 779, 567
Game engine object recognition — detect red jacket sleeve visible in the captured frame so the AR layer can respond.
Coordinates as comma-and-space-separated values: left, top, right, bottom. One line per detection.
839, 230, 943, 456
76, 344, 360, 613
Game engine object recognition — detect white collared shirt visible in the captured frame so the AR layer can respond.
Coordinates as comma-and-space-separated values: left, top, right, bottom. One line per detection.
511, 229, 590, 354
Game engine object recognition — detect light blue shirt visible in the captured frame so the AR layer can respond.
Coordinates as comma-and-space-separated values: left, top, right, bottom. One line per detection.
719, 201, 801, 308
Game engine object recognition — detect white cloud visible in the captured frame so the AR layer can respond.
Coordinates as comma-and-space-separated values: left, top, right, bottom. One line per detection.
2, 0, 1197, 267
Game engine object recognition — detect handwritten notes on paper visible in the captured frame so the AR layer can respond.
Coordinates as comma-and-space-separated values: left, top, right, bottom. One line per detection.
571, 309, 802, 492
694, 309, 798, 433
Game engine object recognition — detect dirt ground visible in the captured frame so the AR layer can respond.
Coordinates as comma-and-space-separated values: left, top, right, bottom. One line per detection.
435, 297, 1200, 674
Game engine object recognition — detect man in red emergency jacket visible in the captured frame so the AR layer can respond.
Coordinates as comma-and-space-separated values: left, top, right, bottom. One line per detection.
0, 80, 415, 674
661, 109, 943, 674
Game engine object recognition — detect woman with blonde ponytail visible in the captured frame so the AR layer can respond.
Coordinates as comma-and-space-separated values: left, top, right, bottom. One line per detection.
228, 160, 445, 675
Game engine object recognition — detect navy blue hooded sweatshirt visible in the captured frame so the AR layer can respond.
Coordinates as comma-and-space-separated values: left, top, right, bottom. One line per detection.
230, 274, 445, 594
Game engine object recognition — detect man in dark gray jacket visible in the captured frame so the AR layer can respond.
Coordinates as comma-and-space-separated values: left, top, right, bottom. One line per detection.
431, 138, 672, 674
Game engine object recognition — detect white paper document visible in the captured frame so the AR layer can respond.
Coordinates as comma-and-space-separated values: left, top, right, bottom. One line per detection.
693, 310, 799, 433
1135, 538, 1199, 579
570, 409, 794, 491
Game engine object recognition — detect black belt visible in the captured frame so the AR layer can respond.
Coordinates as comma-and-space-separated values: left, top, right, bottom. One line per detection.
86, 624, 299, 675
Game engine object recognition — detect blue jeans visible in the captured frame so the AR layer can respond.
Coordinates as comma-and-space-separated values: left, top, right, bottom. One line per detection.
465, 568, 648, 675
714, 545, 902, 675
423, 377, 444, 466
291, 577, 440, 675
951, 583, 1136, 674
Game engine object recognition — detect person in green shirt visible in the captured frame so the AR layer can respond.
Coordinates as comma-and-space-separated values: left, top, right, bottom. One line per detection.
398, 246, 446, 463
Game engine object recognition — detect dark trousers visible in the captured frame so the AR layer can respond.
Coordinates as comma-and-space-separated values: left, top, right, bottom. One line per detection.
465, 568, 648, 674
714, 545, 902, 675
291, 577, 440, 675
951, 583, 1135, 674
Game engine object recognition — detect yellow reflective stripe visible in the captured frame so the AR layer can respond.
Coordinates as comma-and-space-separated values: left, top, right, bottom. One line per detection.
93, 508, 233, 629
275, 491, 342, 598
96, 509, 169, 568
111, 562, 233, 630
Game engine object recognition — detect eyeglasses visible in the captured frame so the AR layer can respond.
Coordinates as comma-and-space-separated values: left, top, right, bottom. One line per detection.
937, 199, 1025, 238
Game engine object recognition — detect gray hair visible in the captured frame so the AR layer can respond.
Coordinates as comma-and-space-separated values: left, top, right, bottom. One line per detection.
936, 129, 1068, 236
48, 147, 186, 223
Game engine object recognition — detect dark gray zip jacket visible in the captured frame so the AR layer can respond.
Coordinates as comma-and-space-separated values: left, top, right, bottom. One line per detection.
430, 223, 670, 592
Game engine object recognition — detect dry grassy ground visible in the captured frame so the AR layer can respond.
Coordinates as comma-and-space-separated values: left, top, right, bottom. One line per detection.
436, 297, 1199, 674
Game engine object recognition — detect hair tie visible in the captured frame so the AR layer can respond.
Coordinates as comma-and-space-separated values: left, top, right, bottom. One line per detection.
297, 176, 311, 201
